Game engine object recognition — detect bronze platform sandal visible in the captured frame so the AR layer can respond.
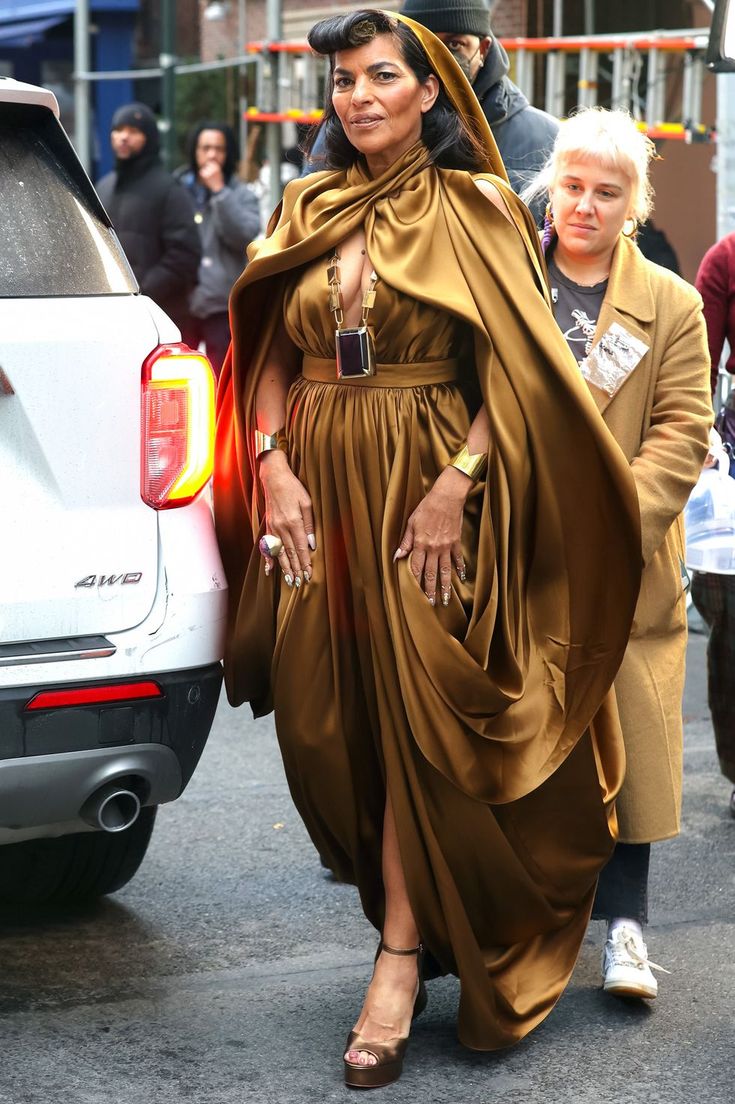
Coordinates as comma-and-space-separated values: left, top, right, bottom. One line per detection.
343, 942, 426, 1090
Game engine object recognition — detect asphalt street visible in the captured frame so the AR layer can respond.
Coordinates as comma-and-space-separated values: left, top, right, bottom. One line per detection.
0, 628, 732, 1104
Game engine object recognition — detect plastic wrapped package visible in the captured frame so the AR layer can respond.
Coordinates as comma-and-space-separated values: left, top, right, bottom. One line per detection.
685, 444, 735, 575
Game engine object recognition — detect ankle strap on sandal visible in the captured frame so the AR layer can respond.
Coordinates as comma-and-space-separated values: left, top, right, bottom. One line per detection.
379, 941, 423, 957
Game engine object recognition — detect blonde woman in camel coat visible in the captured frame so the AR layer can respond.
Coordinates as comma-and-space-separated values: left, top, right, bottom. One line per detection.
525, 107, 712, 1003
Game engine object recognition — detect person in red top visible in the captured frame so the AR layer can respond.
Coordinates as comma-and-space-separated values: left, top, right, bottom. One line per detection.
691, 236, 735, 818
696, 233, 735, 395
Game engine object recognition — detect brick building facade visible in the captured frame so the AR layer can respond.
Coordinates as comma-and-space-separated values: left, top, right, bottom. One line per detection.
138, 0, 201, 64
199, 0, 704, 62
199, 0, 531, 58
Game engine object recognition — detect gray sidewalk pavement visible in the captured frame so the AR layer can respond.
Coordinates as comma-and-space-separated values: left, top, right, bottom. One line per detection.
0, 633, 732, 1103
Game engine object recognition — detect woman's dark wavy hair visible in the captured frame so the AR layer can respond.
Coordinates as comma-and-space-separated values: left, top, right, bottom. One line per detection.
304, 10, 487, 172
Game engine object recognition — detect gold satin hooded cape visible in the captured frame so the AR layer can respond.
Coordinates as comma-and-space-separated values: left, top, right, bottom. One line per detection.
214, 13, 642, 1050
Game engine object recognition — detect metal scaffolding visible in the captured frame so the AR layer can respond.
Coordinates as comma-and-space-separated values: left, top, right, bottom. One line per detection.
243, 28, 714, 143
72, 10, 721, 214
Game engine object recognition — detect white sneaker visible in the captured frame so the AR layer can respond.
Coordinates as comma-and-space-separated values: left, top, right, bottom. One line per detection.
601, 925, 668, 1000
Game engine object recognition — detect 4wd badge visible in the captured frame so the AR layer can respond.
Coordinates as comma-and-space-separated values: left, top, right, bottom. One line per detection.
75, 573, 143, 588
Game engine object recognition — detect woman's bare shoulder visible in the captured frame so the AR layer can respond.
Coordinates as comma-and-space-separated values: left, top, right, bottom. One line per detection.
472, 176, 514, 223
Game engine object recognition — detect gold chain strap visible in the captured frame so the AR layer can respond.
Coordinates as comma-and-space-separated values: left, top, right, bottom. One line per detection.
328, 250, 378, 331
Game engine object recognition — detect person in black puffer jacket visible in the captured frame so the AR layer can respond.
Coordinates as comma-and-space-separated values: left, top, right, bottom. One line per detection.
97, 103, 201, 332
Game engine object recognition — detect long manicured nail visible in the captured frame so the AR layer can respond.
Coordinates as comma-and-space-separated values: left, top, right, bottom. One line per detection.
303, 568, 311, 583
307, 534, 317, 552
393, 548, 407, 562
459, 570, 467, 583
264, 562, 271, 577
442, 591, 450, 607
284, 574, 293, 588
427, 595, 435, 606
294, 575, 301, 588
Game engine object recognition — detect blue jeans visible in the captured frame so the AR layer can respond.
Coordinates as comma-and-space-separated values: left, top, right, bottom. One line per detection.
592, 842, 650, 924
181, 311, 231, 379
691, 571, 735, 784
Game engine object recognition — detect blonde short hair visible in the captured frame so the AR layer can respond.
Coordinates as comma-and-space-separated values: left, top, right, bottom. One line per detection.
521, 107, 656, 223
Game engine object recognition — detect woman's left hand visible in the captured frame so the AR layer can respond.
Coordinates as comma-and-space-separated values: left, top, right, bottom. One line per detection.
394, 466, 473, 606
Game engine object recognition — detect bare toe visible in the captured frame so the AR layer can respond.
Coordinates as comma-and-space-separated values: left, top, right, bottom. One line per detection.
345, 1048, 376, 1067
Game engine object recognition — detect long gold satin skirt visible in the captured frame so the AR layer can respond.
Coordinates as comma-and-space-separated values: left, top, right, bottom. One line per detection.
257, 362, 616, 1050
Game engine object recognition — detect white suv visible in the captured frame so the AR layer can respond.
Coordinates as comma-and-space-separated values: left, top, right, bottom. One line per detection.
0, 80, 227, 905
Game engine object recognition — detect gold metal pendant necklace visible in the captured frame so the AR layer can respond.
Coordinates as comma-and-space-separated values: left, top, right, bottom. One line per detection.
327, 250, 378, 379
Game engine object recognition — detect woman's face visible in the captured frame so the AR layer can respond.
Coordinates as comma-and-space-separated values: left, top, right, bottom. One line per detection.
331, 33, 439, 170
550, 159, 635, 263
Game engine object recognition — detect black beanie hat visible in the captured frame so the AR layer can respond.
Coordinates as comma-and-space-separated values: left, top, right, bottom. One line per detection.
400, 0, 492, 38
110, 102, 160, 153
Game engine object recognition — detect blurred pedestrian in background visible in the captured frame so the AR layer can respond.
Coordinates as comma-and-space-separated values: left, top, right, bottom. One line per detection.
636, 219, 680, 274
177, 123, 261, 377
691, 233, 735, 818
695, 232, 735, 396
97, 103, 201, 333
399, 0, 558, 215
524, 107, 712, 1003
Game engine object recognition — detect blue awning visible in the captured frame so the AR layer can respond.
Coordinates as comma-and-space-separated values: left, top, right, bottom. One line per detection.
1, 3, 74, 19
1, 1, 138, 22
0, 16, 66, 47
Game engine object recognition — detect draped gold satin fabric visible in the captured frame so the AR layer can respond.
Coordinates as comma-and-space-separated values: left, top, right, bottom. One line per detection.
391, 10, 510, 181
214, 23, 641, 1050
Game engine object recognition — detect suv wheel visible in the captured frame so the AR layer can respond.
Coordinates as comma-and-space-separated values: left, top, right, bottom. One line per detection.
0, 807, 157, 907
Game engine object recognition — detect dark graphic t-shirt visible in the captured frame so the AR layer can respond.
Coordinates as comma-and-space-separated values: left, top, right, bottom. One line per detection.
547, 256, 608, 365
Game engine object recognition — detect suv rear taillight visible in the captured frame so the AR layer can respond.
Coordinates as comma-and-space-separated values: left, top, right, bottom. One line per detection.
26, 681, 164, 711
141, 343, 215, 509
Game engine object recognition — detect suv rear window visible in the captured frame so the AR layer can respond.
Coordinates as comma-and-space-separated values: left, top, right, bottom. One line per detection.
0, 101, 136, 298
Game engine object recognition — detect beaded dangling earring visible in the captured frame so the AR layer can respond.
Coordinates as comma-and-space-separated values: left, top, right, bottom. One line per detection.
541, 202, 555, 253
622, 217, 639, 240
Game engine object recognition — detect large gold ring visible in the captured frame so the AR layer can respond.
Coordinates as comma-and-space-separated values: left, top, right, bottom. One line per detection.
259, 534, 283, 559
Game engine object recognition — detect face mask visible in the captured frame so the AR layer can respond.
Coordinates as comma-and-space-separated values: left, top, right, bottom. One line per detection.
449, 46, 480, 82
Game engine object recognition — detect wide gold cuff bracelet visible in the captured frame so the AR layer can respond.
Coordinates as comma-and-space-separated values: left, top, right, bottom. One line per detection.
254, 427, 287, 457
448, 443, 488, 482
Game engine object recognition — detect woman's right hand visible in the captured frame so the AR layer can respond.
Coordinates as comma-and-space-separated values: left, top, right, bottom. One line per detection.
258, 450, 315, 586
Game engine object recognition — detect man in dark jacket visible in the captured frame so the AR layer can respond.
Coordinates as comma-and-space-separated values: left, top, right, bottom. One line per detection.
176, 122, 261, 376
97, 103, 201, 332
400, 0, 558, 216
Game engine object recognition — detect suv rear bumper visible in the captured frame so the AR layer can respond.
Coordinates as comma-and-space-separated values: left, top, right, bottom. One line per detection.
2, 498, 228, 690
0, 663, 222, 843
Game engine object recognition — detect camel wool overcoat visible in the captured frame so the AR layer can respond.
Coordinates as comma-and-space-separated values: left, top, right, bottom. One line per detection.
582, 235, 712, 842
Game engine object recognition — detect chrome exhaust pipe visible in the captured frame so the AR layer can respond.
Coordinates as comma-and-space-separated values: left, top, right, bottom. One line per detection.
80, 782, 141, 833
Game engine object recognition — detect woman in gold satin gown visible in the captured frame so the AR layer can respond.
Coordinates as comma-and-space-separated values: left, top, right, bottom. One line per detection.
214, 10, 642, 1087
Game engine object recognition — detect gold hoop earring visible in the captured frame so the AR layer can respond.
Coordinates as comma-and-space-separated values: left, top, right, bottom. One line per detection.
545, 201, 555, 228
622, 217, 638, 240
